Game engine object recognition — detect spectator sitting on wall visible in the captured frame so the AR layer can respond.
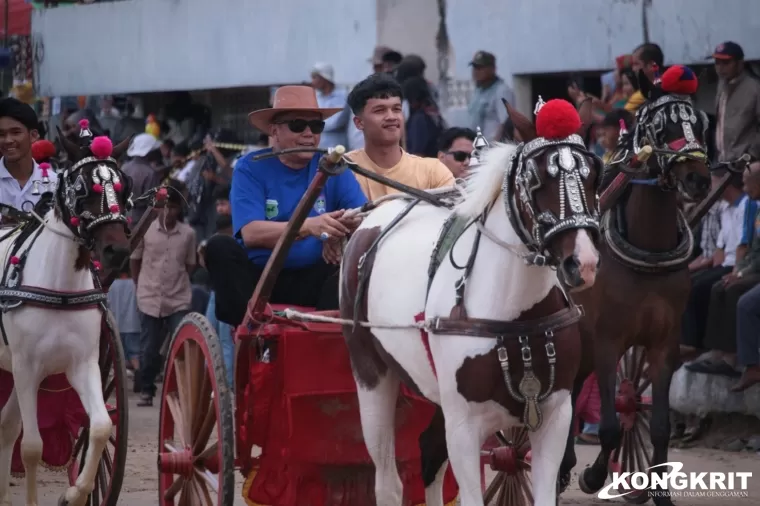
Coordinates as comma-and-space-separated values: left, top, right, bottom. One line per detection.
404, 76, 446, 158
686, 162, 760, 377
437, 127, 476, 179
682, 172, 750, 359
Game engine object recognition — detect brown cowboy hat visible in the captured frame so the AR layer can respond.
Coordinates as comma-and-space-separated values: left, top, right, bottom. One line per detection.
248, 85, 343, 132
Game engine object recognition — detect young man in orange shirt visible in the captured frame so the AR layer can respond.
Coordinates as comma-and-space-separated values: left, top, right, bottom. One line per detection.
345, 73, 454, 200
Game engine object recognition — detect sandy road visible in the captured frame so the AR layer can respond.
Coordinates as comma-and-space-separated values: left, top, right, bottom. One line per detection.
11, 391, 760, 505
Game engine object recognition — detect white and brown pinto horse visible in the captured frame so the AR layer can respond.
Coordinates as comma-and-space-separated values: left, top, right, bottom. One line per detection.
0, 129, 131, 506
341, 100, 603, 506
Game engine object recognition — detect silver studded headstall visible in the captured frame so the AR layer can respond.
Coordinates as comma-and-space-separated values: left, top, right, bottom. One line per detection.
632, 94, 708, 170
58, 156, 132, 245
503, 133, 601, 266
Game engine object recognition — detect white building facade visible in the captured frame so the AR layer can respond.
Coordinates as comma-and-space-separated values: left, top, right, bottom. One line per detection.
33, 0, 760, 116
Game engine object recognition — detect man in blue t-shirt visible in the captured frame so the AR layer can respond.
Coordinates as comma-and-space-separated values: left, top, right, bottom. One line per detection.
205, 86, 367, 326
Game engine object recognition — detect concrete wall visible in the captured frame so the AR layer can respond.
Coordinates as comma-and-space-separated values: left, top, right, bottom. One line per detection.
33, 0, 377, 96
34, 0, 760, 97
447, 0, 760, 83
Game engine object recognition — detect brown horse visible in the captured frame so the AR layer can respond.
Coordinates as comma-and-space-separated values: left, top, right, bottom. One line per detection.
558, 71, 712, 504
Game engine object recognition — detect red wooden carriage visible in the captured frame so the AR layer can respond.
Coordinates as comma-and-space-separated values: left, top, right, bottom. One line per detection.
155, 148, 543, 505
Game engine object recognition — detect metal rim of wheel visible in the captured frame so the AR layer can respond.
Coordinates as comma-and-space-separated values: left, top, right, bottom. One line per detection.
609, 346, 653, 504
157, 312, 235, 506
482, 426, 533, 505
67, 309, 128, 506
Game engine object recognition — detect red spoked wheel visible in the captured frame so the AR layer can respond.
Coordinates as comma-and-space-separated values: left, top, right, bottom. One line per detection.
481, 426, 533, 505
158, 313, 235, 505
609, 346, 653, 504
67, 309, 128, 506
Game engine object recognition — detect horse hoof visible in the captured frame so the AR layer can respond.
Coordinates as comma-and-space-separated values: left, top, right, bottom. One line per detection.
57, 495, 69, 506
578, 467, 603, 494
558, 470, 572, 494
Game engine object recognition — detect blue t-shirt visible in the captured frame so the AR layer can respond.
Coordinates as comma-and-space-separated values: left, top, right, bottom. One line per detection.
231, 148, 368, 268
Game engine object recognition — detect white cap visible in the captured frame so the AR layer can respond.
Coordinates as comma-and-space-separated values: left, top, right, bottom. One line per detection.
311, 62, 335, 84
127, 133, 162, 157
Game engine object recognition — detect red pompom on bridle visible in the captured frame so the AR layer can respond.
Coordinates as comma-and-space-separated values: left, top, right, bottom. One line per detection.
31, 140, 56, 163
90, 136, 113, 159
535, 99, 582, 140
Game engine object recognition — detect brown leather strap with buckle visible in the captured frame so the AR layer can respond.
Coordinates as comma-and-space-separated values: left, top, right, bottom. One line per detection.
428, 304, 584, 338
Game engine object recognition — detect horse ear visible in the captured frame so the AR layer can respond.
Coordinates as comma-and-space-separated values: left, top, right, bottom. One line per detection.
502, 99, 537, 141
637, 69, 653, 100
56, 126, 82, 162
111, 135, 133, 160
576, 98, 594, 143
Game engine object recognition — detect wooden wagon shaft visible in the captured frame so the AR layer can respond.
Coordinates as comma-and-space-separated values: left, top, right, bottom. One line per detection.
246, 146, 346, 319
686, 171, 731, 231
598, 145, 654, 214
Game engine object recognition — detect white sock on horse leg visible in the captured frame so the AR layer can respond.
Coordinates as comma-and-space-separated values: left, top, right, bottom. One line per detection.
528, 391, 573, 506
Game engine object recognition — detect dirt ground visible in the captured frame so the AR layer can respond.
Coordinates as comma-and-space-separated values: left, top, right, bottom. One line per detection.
10, 391, 760, 505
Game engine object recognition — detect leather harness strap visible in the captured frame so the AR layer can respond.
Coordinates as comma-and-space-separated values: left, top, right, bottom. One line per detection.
428, 304, 584, 339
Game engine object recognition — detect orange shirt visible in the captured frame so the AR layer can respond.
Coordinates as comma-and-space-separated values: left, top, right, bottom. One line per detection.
346, 149, 455, 200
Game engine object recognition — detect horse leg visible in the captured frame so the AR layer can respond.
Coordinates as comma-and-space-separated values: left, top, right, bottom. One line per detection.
420, 406, 448, 506
529, 391, 572, 506
355, 371, 403, 505
579, 344, 621, 493
439, 391, 490, 506
0, 388, 21, 506
59, 360, 112, 506
558, 375, 586, 493
649, 345, 678, 506
12, 365, 43, 506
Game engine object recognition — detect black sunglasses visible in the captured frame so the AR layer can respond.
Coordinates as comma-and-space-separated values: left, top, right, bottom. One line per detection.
273, 119, 326, 134
447, 150, 472, 163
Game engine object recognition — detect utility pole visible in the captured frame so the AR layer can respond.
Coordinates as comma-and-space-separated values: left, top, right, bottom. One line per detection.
641, 0, 652, 43
435, 0, 449, 111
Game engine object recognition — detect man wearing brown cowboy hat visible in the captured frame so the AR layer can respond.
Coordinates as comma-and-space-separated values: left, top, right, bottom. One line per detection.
203, 85, 367, 326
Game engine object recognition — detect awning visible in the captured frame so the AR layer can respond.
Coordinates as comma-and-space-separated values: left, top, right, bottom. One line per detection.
0, 0, 33, 38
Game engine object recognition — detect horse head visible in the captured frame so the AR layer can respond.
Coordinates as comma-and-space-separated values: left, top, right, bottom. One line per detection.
56, 119, 133, 270
502, 98, 602, 290
631, 65, 710, 201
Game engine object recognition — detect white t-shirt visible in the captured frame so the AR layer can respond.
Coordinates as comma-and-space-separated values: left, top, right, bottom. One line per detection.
0, 158, 50, 212
716, 194, 749, 267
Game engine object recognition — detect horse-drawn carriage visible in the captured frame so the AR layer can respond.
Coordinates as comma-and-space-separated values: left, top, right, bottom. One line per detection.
155, 140, 542, 505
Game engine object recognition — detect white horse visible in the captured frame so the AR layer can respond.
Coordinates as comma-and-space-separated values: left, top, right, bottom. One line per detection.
0, 132, 131, 506
340, 101, 603, 506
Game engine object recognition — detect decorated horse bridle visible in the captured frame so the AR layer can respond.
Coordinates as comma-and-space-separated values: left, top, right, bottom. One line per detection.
503, 133, 602, 267
56, 154, 133, 248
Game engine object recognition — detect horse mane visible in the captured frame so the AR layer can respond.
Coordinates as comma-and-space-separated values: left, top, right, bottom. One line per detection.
455, 142, 519, 219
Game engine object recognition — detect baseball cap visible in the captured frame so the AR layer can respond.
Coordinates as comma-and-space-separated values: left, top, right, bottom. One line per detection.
370, 46, 402, 66
127, 133, 162, 158
311, 62, 335, 83
711, 41, 744, 61
469, 51, 496, 68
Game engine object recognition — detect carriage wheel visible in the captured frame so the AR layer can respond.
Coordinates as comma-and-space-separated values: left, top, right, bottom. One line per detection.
158, 313, 235, 506
67, 309, 128, 506
482, 426, 533, 505
610, 346, 653, 504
